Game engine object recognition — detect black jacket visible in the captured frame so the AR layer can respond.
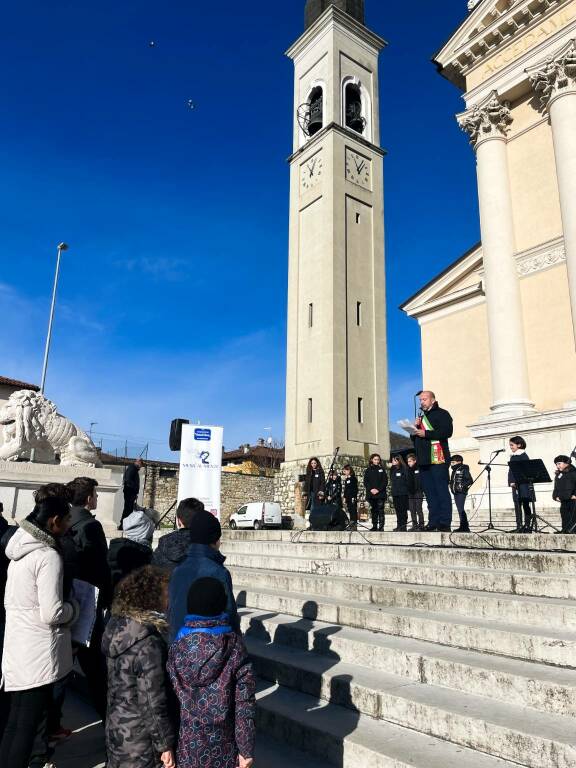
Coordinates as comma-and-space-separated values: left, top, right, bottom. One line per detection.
152, 529, 192, 572
390, 465, 410, 497
0, 524, 17, 628
450, 464, 473, 494
123, 464, 141, 493
364, 464, 388, 500
508, 453, 535, 501
407, 465, 423, 497
61, 505, 112, 607
304, 467, 326, 501
553, 465, 576, 502
325, 476, 342, 505
108, 538, 153, 590
411, 403, 453, 466
343, 475, 358, 501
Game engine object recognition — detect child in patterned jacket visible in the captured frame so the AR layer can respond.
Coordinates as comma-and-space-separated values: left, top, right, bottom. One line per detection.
167, 577, 256, 768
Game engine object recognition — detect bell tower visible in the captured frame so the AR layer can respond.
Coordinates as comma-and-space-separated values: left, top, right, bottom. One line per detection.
281, 1, 389, 482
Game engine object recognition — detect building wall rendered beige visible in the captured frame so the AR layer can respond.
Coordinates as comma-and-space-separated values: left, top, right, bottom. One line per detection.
520, 264, 576, 411
421, 302, 492, 442
466, 0, 576, 90
507, 105, 563, 252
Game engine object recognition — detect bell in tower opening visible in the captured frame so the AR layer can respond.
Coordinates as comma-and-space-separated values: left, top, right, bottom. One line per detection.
345, 83, 365, 134
307, 86, 323, 136
305, 0, 365, 29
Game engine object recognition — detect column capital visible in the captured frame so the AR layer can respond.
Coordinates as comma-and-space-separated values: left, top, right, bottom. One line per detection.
457, 91, 513, 149
527, 39, 576, 112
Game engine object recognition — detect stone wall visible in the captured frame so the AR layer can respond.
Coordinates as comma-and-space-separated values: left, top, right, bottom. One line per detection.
142, 463, 275, 526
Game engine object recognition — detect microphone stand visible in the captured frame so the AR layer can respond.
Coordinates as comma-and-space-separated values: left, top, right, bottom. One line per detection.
475, 450, 509, 533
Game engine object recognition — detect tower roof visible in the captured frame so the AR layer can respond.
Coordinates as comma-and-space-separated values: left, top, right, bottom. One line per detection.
305, 0, 365, 29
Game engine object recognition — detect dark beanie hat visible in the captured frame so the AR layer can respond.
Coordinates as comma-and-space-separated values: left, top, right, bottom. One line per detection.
188, 509, 222, 545
554, 455, 572, 465
187, 577, 227, 617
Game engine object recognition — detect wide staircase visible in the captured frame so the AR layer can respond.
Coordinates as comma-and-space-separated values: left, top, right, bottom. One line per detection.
223, 528, 576, 768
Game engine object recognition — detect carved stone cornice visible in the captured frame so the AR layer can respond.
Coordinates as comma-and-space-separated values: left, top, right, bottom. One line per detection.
516, 239, 566, 275
457, 90, 513, 146
527, 39, 576, 110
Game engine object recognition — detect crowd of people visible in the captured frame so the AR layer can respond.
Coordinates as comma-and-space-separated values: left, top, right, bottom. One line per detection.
303, 391, 576, 534
0, 487, 255, 768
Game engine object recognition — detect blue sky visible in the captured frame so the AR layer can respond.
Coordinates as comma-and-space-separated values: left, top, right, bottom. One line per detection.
0, 0, 480, 460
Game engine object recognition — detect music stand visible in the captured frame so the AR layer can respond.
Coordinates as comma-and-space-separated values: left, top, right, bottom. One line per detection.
508, 459, 558, 533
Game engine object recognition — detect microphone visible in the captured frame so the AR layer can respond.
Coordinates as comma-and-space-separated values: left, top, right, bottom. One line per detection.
493, 449, 505, 454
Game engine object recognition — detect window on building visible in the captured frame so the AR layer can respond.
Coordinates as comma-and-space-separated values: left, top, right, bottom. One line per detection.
308, 398, 313, 423
356, 301, 362, 326
159, 468, 177, 479
357, 397, 364, 424
308, 302, 314, 328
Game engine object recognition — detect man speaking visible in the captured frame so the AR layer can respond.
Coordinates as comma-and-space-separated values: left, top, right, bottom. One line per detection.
412, 391, 454, 532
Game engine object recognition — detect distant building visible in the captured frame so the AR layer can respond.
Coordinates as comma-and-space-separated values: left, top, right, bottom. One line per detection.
222, 440, 285, 476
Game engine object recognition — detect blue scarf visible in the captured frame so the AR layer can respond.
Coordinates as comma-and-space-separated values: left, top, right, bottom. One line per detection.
176, 613, 232, 641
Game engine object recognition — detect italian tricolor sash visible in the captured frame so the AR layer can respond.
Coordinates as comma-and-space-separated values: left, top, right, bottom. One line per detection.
422, 413, 445, 465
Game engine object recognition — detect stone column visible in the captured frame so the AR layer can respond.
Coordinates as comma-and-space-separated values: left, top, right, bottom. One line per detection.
457, 91, 534, 416
528, 40, 576, 346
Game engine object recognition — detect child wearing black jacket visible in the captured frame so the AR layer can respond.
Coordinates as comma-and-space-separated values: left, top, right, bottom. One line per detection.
406, 454, 425, 531
450, 456, 473, 533
553, 455, 576, 534
342, 466, 358, 530
390, 455, 410, 532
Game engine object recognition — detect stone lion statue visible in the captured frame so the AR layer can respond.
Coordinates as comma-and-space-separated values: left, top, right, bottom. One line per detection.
0, 389, 102, 467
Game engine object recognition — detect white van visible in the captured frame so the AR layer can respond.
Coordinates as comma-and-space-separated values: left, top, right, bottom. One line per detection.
229, 502, 282, 530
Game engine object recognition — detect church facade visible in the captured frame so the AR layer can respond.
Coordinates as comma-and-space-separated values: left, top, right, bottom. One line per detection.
402, 0, 576, 508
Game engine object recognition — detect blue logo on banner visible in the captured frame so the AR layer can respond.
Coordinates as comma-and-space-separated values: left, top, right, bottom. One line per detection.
194, 428, 211, 441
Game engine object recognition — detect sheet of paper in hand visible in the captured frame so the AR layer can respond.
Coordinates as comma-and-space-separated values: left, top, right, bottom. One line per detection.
398, 419, 418, 436
71, 579, 100, 647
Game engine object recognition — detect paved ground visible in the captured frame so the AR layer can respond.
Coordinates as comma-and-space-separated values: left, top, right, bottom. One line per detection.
53, 692, 105, 768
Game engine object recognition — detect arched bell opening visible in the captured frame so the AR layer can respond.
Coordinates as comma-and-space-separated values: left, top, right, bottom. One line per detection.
308, 86, 324, 136
345, 83, 366, 134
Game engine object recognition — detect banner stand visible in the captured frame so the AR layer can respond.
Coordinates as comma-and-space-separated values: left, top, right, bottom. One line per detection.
178, 424, 224, 519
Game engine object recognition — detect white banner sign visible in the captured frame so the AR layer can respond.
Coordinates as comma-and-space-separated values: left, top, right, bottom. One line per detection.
178, 424, 224, 519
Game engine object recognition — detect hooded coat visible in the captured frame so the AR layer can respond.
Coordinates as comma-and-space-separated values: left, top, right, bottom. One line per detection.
102, 613, 175, 768
167, 615, 256, 768
2, 521, 78, 691
153, 529, 192, 572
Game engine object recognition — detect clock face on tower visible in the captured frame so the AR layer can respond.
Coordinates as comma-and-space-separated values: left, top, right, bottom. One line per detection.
300, 152, 323, 192
345, 148, 371, 190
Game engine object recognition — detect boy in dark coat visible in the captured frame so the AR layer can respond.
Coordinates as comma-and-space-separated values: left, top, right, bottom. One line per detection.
168, 510, 239, 642
102, 566, 175, 768
168, 577, 255, 768
553, 455, 576, 534
450, 455, 474, 533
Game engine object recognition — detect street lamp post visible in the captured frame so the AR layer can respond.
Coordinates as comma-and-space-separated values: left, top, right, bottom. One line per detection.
40, 242, 69, 395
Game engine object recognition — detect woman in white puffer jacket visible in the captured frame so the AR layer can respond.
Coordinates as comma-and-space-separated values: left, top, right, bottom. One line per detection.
0, 495, 79, 768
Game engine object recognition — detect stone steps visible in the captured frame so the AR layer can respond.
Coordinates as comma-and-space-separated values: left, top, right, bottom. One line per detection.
255, 733, 333, 767
230, 565, 576, 630
255, 681, 520, 768
224, 531, 576, 766
234, 578, 576, 666
249, 637, 576, 767
222, 528, 576, 551
226, 550, 576, 599
240, 608, 576, 717
223, 537, 576, 574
